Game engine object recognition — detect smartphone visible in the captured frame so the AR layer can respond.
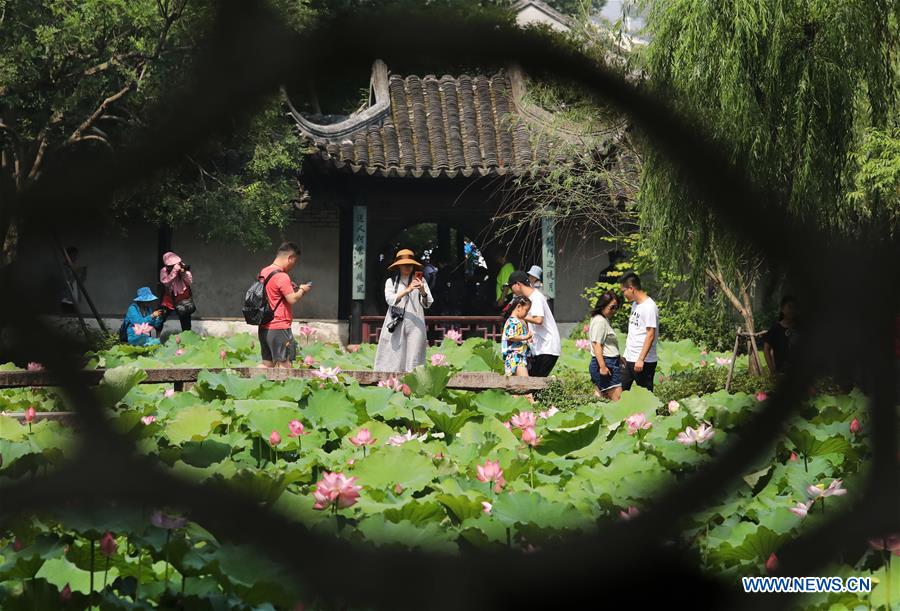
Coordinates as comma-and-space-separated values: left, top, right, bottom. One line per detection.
414, 271, 424, 280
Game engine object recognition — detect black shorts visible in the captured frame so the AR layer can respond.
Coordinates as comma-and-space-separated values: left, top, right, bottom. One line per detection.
258, 328, 297, 363
621, 360, 658, 391
527, 354, 559, 377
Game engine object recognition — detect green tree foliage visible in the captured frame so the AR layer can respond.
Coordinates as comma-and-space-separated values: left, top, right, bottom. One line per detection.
637, 0, 899, 366
0, 0, 317, 253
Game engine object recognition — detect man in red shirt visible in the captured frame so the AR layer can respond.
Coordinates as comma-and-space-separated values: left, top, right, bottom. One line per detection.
257, 242, 312, 368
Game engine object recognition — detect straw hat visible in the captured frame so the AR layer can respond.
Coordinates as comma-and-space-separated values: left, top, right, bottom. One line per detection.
388, 248, 422, 271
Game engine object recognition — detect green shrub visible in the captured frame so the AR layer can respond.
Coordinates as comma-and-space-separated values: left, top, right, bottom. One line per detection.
655, 366, 772, 403
535, 369, 601, 410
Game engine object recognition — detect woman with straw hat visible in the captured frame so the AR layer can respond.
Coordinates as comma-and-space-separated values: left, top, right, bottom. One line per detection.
374, 249, 434, 372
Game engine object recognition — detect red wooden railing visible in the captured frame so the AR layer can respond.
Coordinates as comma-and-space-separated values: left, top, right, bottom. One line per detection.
360, 315, 505, 345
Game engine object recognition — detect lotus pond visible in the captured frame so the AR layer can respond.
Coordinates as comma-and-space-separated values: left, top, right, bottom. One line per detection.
0, 333, 895, 609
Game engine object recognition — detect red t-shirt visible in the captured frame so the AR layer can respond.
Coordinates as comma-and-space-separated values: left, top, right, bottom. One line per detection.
259, 265, 293, 330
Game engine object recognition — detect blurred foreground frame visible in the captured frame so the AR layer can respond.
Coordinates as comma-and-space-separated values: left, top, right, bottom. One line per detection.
1, 2, 897, 610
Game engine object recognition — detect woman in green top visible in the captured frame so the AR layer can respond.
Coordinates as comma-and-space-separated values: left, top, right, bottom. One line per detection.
588, 291, 622, 401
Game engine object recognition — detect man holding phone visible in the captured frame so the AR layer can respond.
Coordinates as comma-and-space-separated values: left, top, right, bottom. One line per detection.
257, 242, 312, 368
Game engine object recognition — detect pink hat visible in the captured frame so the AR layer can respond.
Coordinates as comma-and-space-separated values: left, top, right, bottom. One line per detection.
162, 251, 182, 266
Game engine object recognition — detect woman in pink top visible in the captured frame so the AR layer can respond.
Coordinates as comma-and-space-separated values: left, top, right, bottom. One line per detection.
159, 251, 195, 331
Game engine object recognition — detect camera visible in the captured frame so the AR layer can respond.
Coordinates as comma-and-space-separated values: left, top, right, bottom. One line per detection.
386, 305, 405, 333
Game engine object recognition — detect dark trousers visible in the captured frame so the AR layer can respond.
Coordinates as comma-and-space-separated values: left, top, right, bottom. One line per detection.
162, 308, 192, 331
528, 354, 559, 377
622, 360, 657, 391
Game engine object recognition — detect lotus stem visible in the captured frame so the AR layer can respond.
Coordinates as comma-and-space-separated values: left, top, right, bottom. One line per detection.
103, 556, 110, 588
89, 538, 95, 595
164, 530, 171, 587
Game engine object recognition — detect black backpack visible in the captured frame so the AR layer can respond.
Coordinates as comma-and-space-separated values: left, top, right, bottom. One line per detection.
242, 270, 285, 325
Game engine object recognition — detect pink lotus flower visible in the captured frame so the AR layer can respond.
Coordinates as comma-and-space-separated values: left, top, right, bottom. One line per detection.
789, 500, 813, 518
133, 322, 153, 336
346, 344, 361, 353
164, 389, 175, 398
303, 355, 317, 367
175, 336, 181, 344
13, 538, 23, 551
510, 411, 537, 430
100, 532, 117, 558
288, 419, 309, 437
676, 423, 715, 445
766, 553, 778, 572
377, 377, 411, 395
582, 324, 589, 333
625, 413, 652, 435
481, 501, 492, 513
444, 329, 463, 343
313, 366, 341, 382
175, 348, 184, 356
868, 535, 900, 555
789, 452, 798, 461
715, 357, 732, 366
575, 339, 591, 351
59, 583, 72, 602
312, 472, 361, 510
219, 350, 227, 360
476, 459, 506, 493
387, 429, 423, 446
667, 400, 680, 414
756, 391, 768, 401
150, 510, 188, 530
141, 415, 156, 426
539, 406, 559, 419
521, 427, 540, 447
502, 420, 512, 430
700, 350, 708, 356
24, 406, 36, 423
619, 506, 640, 520
849, 418, 861, 435
26, 362, 43, 371
297, 325, 317, 338
346, 458, 355, 466
430, 353, 447, 367
807, 479, 847, 499
269, 430, 281, 446
349, 428, 376, 447
699, 360, 707, 366
393, 483, 404, 494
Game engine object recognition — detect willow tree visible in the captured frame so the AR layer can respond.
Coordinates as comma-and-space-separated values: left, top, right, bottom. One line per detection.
639, 0, 898, 372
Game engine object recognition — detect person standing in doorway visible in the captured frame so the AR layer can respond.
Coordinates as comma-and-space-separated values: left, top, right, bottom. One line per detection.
619, 272, 659, 391
508, 270, 560, 377
493, 250, 515, 308
159, 251, 195, 331
257, 242, 312, 368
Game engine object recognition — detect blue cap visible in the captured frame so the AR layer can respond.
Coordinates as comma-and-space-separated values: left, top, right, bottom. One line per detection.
133, 287, 159, 302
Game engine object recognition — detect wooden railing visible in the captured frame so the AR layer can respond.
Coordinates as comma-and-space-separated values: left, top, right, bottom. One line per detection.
360, 315, 505, 345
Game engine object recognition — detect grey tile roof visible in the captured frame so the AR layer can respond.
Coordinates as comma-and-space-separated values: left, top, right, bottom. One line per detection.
299, 70, 558, 178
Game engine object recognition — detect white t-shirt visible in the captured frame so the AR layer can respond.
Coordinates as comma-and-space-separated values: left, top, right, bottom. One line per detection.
526, 289, 561, 356
624, 297, 659, 362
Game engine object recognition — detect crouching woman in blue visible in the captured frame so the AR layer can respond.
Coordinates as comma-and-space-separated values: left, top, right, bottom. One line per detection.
123, 287, 165, 346
589, 291, 623, 401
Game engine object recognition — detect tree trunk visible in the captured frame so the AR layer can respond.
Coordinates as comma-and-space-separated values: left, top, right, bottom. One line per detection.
705, 257, 762, 375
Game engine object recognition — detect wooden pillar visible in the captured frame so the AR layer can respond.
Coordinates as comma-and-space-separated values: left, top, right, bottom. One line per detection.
541, 212, 556, 311
349, 204, 367, 343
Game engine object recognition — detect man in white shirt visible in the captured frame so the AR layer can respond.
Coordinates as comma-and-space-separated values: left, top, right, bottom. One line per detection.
507, 270, 561, 376
619, 272, 659, 391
